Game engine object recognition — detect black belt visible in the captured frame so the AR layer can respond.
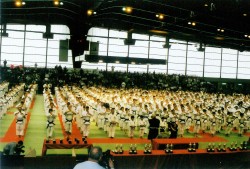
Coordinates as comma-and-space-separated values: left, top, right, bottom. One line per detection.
16, 120, 23, 123
47, 121, 55, 128
66, 119, 72, 123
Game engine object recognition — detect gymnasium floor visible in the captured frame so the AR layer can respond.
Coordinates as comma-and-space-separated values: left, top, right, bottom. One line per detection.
0, 95, 249, 156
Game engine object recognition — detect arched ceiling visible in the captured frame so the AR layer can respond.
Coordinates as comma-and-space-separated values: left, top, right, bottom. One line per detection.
1, 0, 250, 51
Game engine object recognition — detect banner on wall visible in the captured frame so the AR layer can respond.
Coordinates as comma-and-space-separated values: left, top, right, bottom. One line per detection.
59, 40, 69, 62
89, 41, 99, 55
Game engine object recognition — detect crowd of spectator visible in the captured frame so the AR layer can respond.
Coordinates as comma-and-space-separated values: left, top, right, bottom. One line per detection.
2, 65, 248, 95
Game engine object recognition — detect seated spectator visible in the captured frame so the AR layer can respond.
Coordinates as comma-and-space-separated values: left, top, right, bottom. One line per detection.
73, 146, 114, 169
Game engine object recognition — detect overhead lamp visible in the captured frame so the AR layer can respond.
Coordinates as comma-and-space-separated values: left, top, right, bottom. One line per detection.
122, 6, 133, 14
217, 28, 224, 32
215, 36, 224, 40
15, 0, 25, 7
244, 34, 250, 38
188, 21, 196, 26
87, 10, 96, 16
54, 0, 63, 6
54, 0, 59, 6
243, 13, 247, 17
156, 14, 164, 20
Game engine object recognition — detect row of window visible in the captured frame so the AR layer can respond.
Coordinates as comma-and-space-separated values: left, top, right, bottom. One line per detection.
1, 25, 250, 79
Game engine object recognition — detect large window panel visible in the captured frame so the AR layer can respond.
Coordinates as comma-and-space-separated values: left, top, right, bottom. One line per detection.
108, 38, 128, 57
221, 48, 237, 78
132, 33, 149, 40
26, 25, 46, 32
149, 40, 168, 60
148, 65, 167, 73
168, 39, 186, 75
81, 62, 106, 71
186, 43, 204, 77
204, 47, 221, 78
238, 51, 250, 79
128, 64, 147, 73
53, 34, 70, 40
7, 24, 24, 31
1, 30, 24, 66
87, 37, 108, 56
88, 27, 108, 37
51, 25, 70, 34
129, 40, 149, 58
107, 63, 127, 72
1, 53, 23, 65
109, 29, 127, 38
47, 37, 73, 68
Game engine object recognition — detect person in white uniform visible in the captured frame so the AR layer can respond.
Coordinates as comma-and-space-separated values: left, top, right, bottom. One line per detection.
46, 108, 57, 139
14, 106, 26, 138
81, 106, 93, 138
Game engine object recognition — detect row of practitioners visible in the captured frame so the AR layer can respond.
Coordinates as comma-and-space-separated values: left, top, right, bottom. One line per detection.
50, 84, 249, 139
0, 82, 24, 119
43, 89, 57, 139
53, 85, 155, 139
12, 83, 37, 138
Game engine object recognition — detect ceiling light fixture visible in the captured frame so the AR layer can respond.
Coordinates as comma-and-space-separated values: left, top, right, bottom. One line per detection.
15, 0, 25, 7
122, 7, 133, 14
54, 0, 59, 6
244, 34, 250, 39
156, 13, 164, 20
53, 0, 63, 6
188, 21, 196, 26
87, 10, 94, 16
217, 28, 224, 32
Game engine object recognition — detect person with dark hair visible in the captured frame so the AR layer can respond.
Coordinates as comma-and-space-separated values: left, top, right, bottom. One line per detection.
73, 146, 114, 169
147, 113, 160, 140
3, 140, 25, 155
168, 118, 178, 138
14, 106, 26, 138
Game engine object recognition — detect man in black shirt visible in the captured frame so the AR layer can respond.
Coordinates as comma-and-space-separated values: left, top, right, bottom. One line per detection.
148, 114, 160, 140
168, 118, 178, 139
